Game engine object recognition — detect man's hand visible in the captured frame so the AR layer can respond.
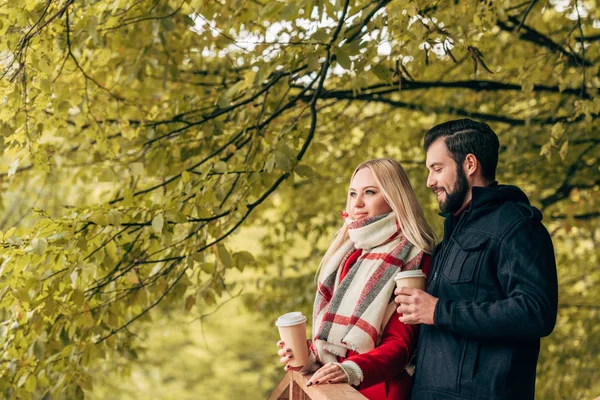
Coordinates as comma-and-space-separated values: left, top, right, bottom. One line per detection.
394, 287, 439, 325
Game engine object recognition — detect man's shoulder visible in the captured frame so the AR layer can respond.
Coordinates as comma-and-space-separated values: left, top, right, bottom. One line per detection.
498, 200, 543, 225
466, 200, 544, 239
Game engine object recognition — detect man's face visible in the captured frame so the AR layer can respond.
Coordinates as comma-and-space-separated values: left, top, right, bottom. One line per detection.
426, 138, 470, 213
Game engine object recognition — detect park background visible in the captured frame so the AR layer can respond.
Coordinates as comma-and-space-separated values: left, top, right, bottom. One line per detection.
0, 0, 598, 398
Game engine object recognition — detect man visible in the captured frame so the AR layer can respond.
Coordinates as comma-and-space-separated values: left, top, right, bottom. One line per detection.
394, 118, 558, 400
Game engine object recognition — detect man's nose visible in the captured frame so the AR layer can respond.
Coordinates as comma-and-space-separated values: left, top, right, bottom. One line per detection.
426, 172, 435, 188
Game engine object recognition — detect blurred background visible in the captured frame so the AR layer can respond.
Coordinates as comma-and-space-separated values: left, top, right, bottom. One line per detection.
0, 0, 598, 398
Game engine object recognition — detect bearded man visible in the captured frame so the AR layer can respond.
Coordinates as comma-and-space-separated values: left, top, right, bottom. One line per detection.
395, 118, 558, 400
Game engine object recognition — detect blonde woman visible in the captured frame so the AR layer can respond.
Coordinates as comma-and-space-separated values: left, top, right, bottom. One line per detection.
277, 158, 435, 400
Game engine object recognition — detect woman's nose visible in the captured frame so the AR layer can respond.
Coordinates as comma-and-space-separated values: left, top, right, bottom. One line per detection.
354, 194, 365, 207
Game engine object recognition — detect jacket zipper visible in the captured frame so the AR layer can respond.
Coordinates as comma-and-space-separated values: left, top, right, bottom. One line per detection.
416, 210, 472, 384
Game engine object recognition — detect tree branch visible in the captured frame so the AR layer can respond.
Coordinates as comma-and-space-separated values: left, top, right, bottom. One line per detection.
550, 212, 600, 221
306, 78, 596, 99
311, 91, 599, 126
345, 0, 391, 43
497, 16, 591, 67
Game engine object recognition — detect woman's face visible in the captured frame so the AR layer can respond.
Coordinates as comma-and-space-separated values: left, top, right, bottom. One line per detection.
348, 168, 392, 220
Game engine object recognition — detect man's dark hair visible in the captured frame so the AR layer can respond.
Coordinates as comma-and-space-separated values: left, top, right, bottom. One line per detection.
423, 118, 500, 182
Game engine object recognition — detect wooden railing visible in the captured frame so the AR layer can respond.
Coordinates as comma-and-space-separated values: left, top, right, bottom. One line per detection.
269, 371, 367, 400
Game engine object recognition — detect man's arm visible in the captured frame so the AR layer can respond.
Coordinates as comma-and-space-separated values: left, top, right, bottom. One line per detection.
434, 218, 558, 340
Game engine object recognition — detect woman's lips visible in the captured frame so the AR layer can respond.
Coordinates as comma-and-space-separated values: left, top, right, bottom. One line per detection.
354, 212, 368, 219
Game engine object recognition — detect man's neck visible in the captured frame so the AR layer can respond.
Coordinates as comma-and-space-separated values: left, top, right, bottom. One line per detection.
454, 200, 471, 217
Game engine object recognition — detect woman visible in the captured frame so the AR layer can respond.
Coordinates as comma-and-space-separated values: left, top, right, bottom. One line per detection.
277, 158, 435, 400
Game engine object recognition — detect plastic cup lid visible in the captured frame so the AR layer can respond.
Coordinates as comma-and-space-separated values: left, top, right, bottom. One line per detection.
275, 311, 307, 327
394, 269, 427, 280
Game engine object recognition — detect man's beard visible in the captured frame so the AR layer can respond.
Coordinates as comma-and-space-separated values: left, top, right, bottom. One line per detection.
439, 166, 470, 214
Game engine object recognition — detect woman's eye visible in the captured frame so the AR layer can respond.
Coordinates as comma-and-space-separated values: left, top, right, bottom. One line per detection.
365, 190, 376, 195
349, 192, 357, 198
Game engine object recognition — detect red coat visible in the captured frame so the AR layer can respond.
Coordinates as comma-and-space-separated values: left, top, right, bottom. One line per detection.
337, 250, 431, 400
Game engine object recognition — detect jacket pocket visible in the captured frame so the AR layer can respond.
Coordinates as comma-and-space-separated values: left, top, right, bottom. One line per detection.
460, 340, 512, 398
442, 234, 489, 284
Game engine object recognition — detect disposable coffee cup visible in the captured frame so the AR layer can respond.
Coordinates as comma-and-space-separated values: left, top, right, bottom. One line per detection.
275, 311, 309, 368
394, 269, 427, 291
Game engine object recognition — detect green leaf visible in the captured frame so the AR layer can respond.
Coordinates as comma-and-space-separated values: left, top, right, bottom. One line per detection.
166, 209, 188, 223
201, 289, 216, 306
294, 164, 315, 178
161, 17, 175, 31
218, 81, 245, 108
201, 262, 215, 274
275, 150, 293, 172
90, 211, 109, 226
131, 162, 144, 177
152, 214, 164, 234
281, 3, 298, 19
308, 54, 319, 71
335, 50, 352, 70
31, 238, 47, 256
213, 161, 227, 174
107, 209, 123, 226
218, 245, 233, 267
185, 295, 196, 312
372, 65, 393, 82
265, 154, 276, 173
233, 251, 255, 271
122, 188, 134, 207
33, 340, 45, 360
312, 30, 329, 42
183, 15, 195, 26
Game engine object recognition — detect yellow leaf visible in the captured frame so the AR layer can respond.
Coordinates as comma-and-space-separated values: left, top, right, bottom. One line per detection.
559, 140, 569, 160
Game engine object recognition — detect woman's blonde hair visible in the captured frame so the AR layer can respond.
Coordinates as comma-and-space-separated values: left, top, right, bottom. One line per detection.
320, 158, 435, 268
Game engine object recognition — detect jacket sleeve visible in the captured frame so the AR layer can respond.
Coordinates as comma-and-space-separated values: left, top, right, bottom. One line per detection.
344, 255, 431, 389
434, 218, 558, 340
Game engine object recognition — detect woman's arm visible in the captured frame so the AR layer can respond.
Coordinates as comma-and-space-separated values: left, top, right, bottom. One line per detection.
343, 310, 418, 388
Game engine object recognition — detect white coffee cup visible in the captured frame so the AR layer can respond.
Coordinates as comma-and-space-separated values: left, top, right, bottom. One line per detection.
275, 312, 309, 368
394, 269, 427, 291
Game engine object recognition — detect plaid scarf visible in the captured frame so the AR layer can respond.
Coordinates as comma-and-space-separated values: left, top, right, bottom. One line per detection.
313, 212, 423, 362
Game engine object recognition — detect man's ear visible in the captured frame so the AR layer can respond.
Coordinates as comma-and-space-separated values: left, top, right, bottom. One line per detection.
464, 153, 479, 177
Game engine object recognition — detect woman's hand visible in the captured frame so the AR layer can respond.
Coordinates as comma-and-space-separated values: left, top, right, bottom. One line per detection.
306, 363, 348, 386
276, 340, 302, 371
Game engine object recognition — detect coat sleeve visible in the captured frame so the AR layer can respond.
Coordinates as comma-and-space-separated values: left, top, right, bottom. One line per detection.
344, 255, 431, 389
434, 218, 558, 340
